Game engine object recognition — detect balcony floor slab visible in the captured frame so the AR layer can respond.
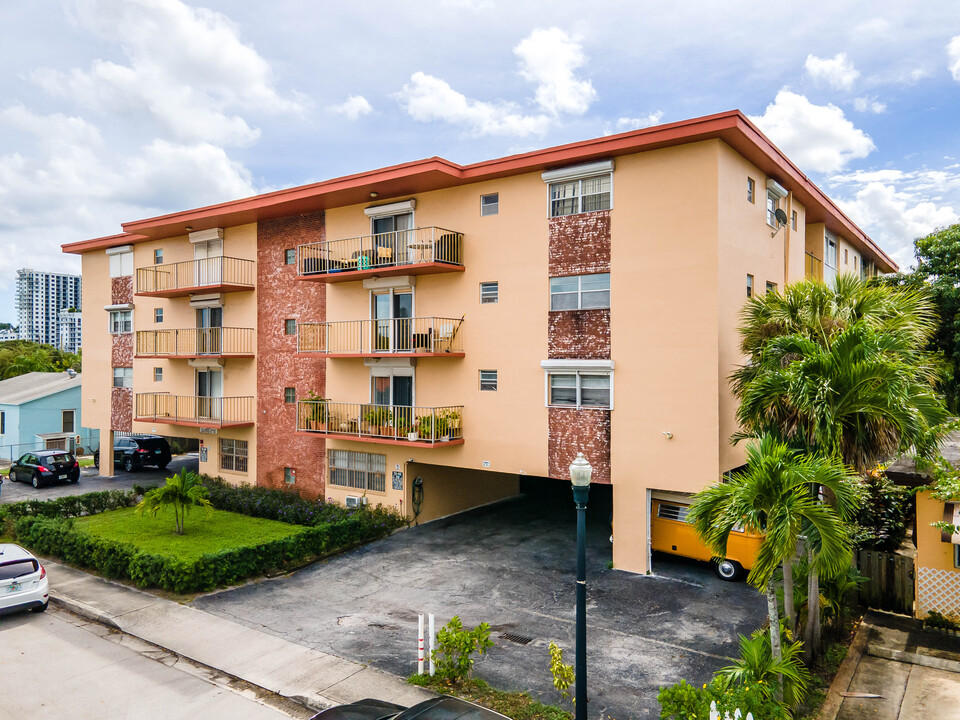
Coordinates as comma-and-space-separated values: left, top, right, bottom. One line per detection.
293, 431, 463, 448
297, 263, 464, 284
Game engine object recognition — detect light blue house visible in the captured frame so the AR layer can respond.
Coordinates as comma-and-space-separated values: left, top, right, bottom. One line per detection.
0, 372, 97, 461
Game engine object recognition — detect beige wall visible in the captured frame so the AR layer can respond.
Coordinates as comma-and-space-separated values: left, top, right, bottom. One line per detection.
915, 491, 960, 619
80, 251, 113, 437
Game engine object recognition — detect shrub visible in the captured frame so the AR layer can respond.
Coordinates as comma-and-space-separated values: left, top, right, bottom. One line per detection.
548, 641, 575, 702
926, 610, 960, 631
657, 677, 790, 720
0, 490, 138, 523
850, 471, 911, 552
432, 616, 494, 681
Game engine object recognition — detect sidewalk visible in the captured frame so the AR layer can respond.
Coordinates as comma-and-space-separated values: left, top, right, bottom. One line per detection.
46, 561, 433, 714
821, 611, 960, 720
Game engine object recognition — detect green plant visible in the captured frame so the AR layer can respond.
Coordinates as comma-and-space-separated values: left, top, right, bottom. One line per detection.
418, 415, 437, 439
926, 610, 960, 631
849, 469, 911, 552
137, 469, 213, 535
657, 677, 790, 720
432, 616, 494, 681
363, 406, 393, 428
394, 413, 412, 434
548, 642, 575, 702
303, 391, 327, 425
716, 628, 811, 710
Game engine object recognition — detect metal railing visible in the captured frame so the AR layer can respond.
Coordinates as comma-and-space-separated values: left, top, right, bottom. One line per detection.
297, 401, 463, 443
805, 252, 823, 280
136, 256, 255, 294
136, 328, 255, 357
297, 317, 464, 355
135, 394, 255, 426
298, 227, 464, 276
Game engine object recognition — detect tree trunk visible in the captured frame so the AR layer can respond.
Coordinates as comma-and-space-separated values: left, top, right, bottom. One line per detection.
766, 576, 783, 702
804, 542, 820, 663
783, 554, 795, 634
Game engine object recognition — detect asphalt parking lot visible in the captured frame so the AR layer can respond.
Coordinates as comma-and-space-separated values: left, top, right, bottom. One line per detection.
0, 454, 199, 504
193, 480, 766, 719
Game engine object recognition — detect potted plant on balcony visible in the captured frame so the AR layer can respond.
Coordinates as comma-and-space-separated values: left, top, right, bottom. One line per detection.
393, 414, 417, 441
363, 406, 393, 436
436, 409, 461, 442
417, 414, 436, 441
304, 391, 327, 431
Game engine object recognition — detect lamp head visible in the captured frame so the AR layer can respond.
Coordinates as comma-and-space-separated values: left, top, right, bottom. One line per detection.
569, 452, 593, 487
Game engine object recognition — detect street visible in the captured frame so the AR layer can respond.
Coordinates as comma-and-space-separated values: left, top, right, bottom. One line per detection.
0, 606, 311, 720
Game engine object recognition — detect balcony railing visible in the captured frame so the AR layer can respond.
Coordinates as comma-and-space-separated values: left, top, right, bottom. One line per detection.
805, 252, 823, 280
297, 401, 463, 445
297, 317, 464, 356
135, 393, 255, 428
298, 227, 464, 282
136, 257, 255, 296
136, 328, 254, 358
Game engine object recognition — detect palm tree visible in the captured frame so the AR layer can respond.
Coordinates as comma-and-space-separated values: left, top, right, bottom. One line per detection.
689, 435, 857, 690
136, 469, 212, 535
716, 628, 812, 710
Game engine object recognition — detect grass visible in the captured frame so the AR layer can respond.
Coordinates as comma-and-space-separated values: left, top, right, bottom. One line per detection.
76, 506, 308, 561
409, 675, 571, 720
77, 457, 95, 467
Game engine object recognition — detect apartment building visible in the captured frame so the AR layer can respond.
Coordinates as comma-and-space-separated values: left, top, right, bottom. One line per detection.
16, 269, 82, 351
57, 309, 82, 354
63, 111, 896, 574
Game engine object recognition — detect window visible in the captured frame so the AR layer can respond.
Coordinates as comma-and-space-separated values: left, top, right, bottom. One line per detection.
329, 449, 386, 492
220, 438, 248, 473
284, 387, 296, 403
550, 273, 610, 310
479, 370, 498, 391
113, 367, 133, 388
154, 249, 163, 264
284, 467, 295, 485
844, 248, 849, 264
480, 193, 499, 216
766, 281, 777, 294
109, 310, 132, 334
746, 274, 754, 298
62, 410, 75, 433
747, 178, 755, 203
548, 373, 611, 408
1, 411, 4, 434
549, 175, 611, 217
153, 367, 163, 382
766, 191, 780, 226
791, 210, 797, 231
284, 248, 296, 265
480, 282, 499, 304
284, 319, 296, 335
109, 251, 133, 278
854, 256, 858, 271
154, 308, 163, 323
657, 503, 690, 522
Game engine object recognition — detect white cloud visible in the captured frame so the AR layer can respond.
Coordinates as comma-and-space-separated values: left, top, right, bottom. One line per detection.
750, 90, 875, 174
949, 35, 960, 80
331, 95, 373, 120
805, 53, 860, 91
602, 112, 664, 135
514, 28, 596, 116
853, 96, 887, 114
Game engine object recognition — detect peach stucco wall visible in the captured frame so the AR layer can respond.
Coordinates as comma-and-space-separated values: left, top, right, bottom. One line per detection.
915, 491, 960, 619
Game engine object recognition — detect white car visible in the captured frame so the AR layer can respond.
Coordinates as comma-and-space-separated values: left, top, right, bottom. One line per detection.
0, 544, 48, 615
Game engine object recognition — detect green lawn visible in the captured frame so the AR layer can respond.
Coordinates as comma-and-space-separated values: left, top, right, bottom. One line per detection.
76, 507, 308, 561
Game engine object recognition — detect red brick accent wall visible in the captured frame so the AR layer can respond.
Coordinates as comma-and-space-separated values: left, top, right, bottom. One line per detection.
257, 212, 328, 497
112, 334, 133, 367
111, 387, 132, 432
548, 210, 611, 277
548, 408, 611, 484
111, 276, 132, 305
548, 309, 610, 359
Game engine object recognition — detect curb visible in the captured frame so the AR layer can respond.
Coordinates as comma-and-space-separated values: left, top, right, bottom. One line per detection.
868, 644, 960, 674
817, 618, 871, 720
49, 593, 121, 630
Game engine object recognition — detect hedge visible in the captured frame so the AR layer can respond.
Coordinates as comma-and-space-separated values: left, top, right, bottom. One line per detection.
0, 489, 139, 523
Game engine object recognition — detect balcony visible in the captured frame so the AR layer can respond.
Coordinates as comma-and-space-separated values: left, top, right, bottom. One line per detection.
297, 227, 464, 283
297, 317, 464, 357
136, 328, 255, 359
296, 401, 463, 446
136, 257, 255, 297
805, 252, 823, 280
135, 393, 255, 428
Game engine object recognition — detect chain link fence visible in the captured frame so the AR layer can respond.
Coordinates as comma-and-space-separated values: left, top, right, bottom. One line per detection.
0, 430, 101, 464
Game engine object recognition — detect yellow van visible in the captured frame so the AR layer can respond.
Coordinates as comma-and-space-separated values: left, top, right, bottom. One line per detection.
650, 491, 762, 581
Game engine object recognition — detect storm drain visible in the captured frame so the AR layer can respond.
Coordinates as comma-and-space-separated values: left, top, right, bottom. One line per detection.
499, 632, 534, 645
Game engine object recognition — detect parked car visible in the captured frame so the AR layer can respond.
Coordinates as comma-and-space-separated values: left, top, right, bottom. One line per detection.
310, 696, 511, 720
0, 544, 49, 615
9, 449, 80, 488
93, 434, 172, 473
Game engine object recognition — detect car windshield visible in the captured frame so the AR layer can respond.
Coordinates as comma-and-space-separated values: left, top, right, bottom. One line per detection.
0, 559, 38, 580
46, 453, 73, 464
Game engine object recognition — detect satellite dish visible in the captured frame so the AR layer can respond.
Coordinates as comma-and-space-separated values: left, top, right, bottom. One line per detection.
775, 208, 788, 227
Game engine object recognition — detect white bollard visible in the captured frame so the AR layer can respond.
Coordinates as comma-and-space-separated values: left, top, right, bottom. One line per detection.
417, 614, 425, 675
428, 613, 435, 677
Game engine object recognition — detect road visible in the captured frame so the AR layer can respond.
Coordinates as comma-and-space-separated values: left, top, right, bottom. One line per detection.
0, 606, 312, 720
0, 453, 199, 504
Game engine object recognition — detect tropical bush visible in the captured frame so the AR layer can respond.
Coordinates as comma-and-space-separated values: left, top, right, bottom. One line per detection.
716, 629, 811, 710
0, 490, 138, 522
431, 616, 494, 681
137, 469, 212, 535
849, 470, 911, 552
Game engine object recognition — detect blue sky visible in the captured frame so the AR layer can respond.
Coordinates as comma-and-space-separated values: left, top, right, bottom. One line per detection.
1, 1, 959, 326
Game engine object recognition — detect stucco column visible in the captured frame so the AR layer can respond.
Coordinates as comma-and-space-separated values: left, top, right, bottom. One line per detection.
100, 430, 115, 478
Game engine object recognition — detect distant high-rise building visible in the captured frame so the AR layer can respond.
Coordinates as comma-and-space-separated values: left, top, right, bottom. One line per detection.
57, 308, 82, 354
16, 269, 82, 350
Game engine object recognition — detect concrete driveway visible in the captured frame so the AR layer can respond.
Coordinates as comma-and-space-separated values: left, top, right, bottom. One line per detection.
193, 481, 766, 719
0, 453, 199, 504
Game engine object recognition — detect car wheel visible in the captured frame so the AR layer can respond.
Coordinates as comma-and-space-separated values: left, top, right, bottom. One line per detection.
31, 602, 48, 613
31, 473, 41, 489
8, 471, 15, 483
123, 457, 135, 473
714, 559, 743, 581
157, 462, 168, 470
93, 452, 99, 469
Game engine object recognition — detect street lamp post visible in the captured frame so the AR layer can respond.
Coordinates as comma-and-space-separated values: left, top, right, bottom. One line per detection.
569, 452, 592, 720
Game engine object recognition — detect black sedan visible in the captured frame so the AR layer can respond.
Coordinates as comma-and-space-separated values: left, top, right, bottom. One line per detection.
310, 696, 510, 720
9, 450, 80, 488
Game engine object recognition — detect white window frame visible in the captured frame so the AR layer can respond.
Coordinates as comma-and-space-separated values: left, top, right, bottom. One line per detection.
219, 438, 248, 473
480, 193, 499, 216
112, 367, 133, 389
109, 310, 132, 334
791, 210, 797, 231
542, 160, 614, 218
154, 367, 163, 382
329, 449, 386, 492
479, 282, 499, 304
154, 308, 163, 323
61, 409, 75, 433
746, 274, 754, 298
549, 273, 610, 311
747, 178, 756, 203
107, 246, 133, 278
766, 191, 780, 227
154, 249, 163, 265
540, 359, 615, 410
479, 370, 498, 391
369, 364, 415, 406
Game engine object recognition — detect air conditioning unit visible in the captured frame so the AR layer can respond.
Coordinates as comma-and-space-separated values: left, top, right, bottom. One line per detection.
345, 495, 362, 509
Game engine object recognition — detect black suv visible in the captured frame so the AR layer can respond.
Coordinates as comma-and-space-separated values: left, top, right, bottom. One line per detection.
94, 435, 172, 473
